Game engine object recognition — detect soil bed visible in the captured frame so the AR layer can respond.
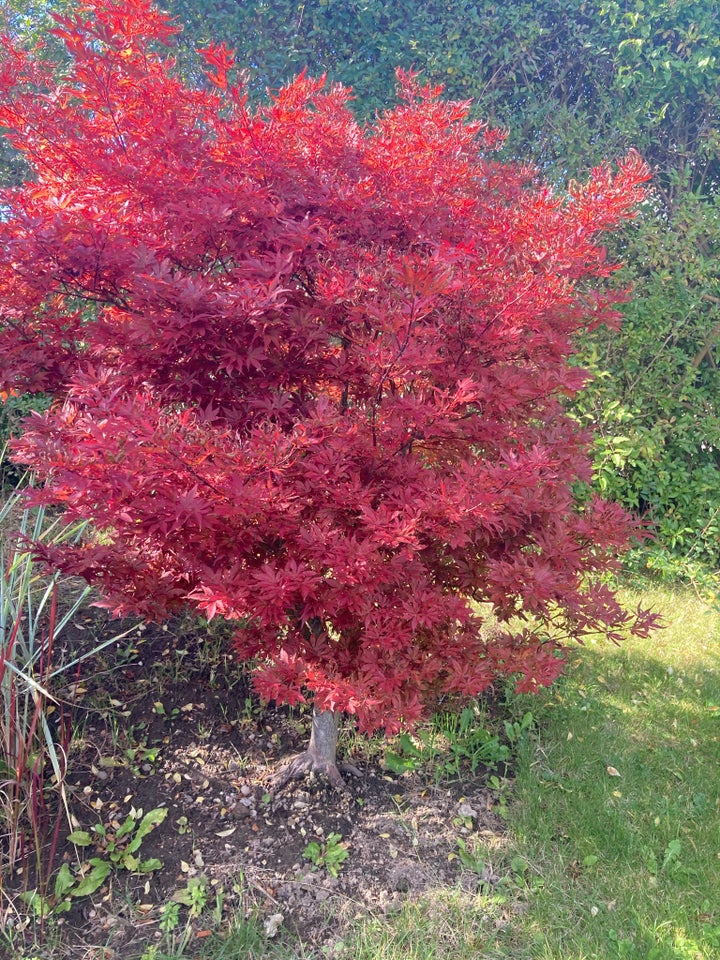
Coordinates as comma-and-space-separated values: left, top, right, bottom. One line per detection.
5, 615, 510, 959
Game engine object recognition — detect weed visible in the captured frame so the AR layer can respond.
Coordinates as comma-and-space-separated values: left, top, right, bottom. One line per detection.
71, 805, 168, 871
177, 875, 209, 917
18, 805, 168, 920
383, 704, 518, 781
125, 740, 162, 774
452, 836, 486, 874
503, 710, 535, 745
303, 832, 350, 878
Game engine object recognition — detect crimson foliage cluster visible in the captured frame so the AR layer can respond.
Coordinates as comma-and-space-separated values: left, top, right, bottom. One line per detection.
0, 0, 656, 734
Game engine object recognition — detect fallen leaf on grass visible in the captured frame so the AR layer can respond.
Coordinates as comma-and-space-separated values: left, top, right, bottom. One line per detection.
606, 766, 621, 777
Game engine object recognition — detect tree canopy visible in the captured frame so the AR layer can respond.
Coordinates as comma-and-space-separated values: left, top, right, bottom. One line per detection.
4, 2, 720, 576
0, 0, 657, 758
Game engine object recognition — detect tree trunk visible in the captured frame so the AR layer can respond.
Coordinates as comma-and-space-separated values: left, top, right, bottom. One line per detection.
268, 707, 360, 792
307, 708, 340, 767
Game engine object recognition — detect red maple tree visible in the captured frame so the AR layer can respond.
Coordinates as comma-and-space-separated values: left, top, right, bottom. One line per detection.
0, 0, 657, 786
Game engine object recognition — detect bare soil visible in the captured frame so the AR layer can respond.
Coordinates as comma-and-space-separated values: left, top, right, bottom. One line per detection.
3, 614, 510, 960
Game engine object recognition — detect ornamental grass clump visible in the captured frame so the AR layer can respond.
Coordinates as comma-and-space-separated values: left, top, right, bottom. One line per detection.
0, 482, 90, 890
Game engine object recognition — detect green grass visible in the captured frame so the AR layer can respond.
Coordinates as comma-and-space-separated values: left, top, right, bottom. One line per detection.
503, 584, 720, 960
134, 914, 302, 960
339, 582, 720, 960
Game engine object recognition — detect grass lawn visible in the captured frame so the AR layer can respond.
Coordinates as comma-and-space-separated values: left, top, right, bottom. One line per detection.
337, 583, 720, 960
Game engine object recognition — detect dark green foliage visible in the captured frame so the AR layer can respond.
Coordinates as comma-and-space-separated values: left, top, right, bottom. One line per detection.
164, 1, 719, 184
0, 394, 51, 487
575, 189, 720, 573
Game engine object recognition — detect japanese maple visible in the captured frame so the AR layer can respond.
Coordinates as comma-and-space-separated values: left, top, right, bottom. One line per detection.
0, 0, 657, 786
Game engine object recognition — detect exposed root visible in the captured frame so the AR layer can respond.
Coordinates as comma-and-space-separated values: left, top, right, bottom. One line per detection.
269, 752, 362, 793
339, 760, 363, 778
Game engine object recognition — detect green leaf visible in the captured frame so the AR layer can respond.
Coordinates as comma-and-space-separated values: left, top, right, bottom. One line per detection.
54, 863, 75, 899
397, 732, 422, 758
137, 857, 163, 873
67, 830, 93, 846
71, 861, 111, 897
383, 751, 420, 775
135, 806, 168, 842
303, 841, 322, 866
19, 890, 48, 918
172, 886, 194, 906
661, 839, 682, 871
115, 816, 136, 840
124, 834, 142, 856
